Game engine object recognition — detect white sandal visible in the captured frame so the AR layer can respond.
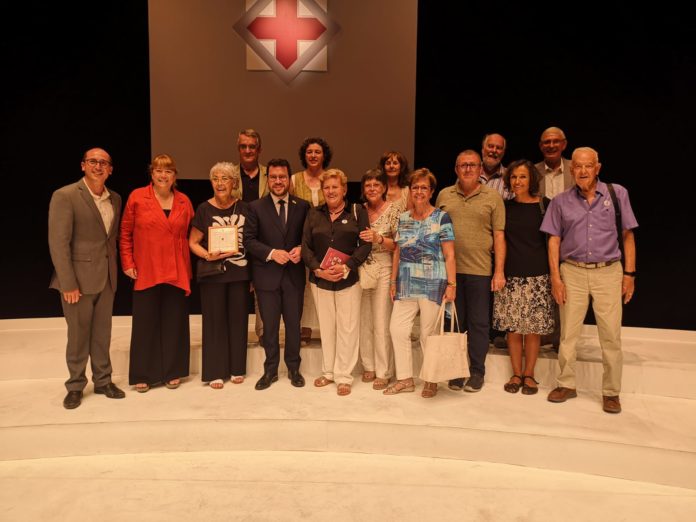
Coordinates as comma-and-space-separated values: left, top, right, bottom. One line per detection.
209, 379, 224, 389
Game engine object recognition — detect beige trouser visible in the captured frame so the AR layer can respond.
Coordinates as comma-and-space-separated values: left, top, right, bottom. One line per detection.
311, 282, 362, 385
557, 262, 623, 395
389, 298, 441, 381
359, 253, 394, 379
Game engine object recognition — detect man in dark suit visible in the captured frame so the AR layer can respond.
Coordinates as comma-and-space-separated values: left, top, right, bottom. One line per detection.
245, 158, 310, 390
48, 148, 126, 409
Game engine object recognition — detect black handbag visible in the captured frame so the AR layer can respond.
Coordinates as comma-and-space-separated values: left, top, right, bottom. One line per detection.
197, 259, 227, 279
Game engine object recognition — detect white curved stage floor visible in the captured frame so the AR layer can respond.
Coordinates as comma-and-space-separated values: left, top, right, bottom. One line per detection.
1, 317, 695, 521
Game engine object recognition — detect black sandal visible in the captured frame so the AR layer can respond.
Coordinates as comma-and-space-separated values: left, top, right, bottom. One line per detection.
504, 375, 522, 393
521, 376, 539, 395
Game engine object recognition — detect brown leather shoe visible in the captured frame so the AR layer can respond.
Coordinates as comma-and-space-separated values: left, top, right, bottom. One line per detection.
547, 386, 577, 403
602, 395, 621, 414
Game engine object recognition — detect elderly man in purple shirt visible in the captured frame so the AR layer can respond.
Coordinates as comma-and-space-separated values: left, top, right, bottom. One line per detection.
540, 147, 638, 414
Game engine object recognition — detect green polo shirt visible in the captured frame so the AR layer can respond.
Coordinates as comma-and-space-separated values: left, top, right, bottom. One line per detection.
435, 183, 505, 276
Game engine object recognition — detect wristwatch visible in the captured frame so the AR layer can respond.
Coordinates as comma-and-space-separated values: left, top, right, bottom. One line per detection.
623, 271, 637, 277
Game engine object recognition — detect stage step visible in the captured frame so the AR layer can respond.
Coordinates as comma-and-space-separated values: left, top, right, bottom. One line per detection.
1, 317, 694, 399
1, 317, 695, 491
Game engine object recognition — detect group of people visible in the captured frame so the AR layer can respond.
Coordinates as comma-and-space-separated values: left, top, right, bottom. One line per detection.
48, 126, 638, 415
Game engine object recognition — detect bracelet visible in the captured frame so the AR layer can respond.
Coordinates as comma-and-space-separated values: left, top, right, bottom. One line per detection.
447, 281, 457, 287
623, 271, 636, 277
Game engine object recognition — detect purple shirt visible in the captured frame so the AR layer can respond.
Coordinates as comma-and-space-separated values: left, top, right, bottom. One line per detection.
540, 181, 638, 263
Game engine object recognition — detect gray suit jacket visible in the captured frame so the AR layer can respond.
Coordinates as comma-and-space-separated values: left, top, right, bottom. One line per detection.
535, 157, 574, 198
48, 179, 121, 294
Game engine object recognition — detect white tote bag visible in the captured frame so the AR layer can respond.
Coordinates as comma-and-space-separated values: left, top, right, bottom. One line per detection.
419, 302, 469, 383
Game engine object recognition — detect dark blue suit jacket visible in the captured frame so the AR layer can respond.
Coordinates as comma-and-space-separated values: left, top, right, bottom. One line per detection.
245, 194, 309, 290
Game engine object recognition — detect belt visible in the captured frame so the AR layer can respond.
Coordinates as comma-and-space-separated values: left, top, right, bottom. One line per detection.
563, 259, 620, 269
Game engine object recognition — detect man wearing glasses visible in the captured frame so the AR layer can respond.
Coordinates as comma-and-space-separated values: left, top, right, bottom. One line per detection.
541, 147, 637, 414
232, 128, 269, 345
48, 148, 125, 409
535, 127, 575, 352
436, 150, 506, 393
245, 158, 309, 390
233, 128, 269, 202
535, 127, 574, 199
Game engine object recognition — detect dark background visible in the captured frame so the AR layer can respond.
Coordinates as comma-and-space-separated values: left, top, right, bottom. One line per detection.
2, 2, 694, 329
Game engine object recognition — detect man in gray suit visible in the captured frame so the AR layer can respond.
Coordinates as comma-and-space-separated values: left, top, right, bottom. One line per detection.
535, 127, 574, 199
48, 147, 125, 409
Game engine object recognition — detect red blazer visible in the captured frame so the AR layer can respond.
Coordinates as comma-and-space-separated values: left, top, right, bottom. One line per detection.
120, 184, 194, 295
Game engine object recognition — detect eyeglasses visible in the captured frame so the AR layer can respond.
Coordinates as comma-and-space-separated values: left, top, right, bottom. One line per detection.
84, 158, 112, 167
572, 163, 597, 172
457, 162, 481, 170
239, 144, 258, 151
211, 176, 232, 183
410, 184, 431, 192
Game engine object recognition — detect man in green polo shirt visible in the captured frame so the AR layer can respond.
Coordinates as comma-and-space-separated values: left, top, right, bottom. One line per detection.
436, 150, 506, 392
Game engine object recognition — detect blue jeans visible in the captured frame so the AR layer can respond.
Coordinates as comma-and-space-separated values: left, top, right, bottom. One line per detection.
455, 273, 491, 377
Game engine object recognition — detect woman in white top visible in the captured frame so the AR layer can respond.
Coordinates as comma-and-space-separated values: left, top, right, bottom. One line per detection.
357, 169, 400, 390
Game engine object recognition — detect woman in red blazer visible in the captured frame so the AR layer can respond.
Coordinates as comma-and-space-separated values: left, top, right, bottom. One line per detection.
120, 154, 194, 392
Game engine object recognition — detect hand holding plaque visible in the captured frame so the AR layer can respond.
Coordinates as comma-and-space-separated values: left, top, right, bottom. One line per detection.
208, 225, 238, 254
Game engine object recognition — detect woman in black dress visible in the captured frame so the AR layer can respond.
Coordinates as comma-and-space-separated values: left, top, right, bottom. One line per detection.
493, 160, 554, 395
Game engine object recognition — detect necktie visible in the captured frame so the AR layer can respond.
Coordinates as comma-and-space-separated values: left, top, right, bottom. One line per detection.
278, 199, 286, 228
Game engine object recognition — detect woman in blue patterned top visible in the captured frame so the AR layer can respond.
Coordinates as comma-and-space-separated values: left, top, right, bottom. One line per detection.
385, 168, 457, 398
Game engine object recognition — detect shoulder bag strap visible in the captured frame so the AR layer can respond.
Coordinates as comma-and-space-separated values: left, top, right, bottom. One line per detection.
606, 183, 624, 263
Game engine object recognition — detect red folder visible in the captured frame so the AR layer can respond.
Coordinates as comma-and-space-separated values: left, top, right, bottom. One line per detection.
319, 247, 350, 269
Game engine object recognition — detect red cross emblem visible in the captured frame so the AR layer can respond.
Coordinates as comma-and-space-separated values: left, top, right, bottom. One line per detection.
234, 0, 340, 84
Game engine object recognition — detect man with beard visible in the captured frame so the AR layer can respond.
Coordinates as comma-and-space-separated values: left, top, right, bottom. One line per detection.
479, 133, 511, 348
480, 133, 512, 200
245, 158, 310, 390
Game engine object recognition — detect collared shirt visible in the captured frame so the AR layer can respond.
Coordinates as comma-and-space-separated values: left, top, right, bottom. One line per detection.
83, 178, 114, 233
302, 203, 371, 291
479, 164, 504, 184
485, 166, 513, 200
543, 162, 566, 199
270, 193, 289, 222
540, 180, 638, 263
435, 183, 505, 276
